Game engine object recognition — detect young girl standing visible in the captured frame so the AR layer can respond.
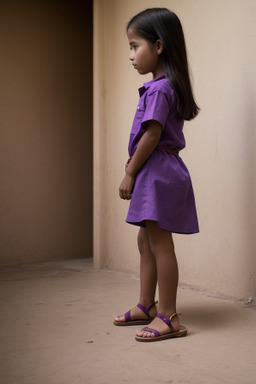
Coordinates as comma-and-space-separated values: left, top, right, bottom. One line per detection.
113, 8, 199, 342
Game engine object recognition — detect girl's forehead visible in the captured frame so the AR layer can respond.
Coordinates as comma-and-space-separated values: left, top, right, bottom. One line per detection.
127, 28, 142, 42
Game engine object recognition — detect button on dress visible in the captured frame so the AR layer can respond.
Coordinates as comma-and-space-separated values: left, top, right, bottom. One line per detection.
126, 75, 199, 234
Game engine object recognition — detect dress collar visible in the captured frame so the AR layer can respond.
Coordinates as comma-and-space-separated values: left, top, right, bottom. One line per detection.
138, 75, 166, 96
143, 74, 166, 89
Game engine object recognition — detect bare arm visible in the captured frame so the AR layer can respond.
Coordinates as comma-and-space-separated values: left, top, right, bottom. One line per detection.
119, 120, 162, 200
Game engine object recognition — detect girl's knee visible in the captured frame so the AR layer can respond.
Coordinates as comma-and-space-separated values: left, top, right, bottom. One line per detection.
149, 240, 175, 259
137, 228, 149, 253
145, 221, 175, 256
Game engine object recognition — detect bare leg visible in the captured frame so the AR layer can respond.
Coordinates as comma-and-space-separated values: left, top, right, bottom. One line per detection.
136, 220, 180, 337
114, 227, 157, 322
138, 227, 157, 306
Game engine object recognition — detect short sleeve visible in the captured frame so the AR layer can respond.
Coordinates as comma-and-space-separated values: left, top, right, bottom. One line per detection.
141, 90, 172, 129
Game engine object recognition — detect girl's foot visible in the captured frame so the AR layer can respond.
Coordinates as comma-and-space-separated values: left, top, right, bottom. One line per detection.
136, 311, 180, 338
113, 301, 157, 325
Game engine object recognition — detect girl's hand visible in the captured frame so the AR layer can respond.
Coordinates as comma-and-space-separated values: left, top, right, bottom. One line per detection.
119, 173, 135, 200
120, 121, 162, 200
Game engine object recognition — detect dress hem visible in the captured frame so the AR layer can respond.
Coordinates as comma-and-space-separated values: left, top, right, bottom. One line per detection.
126, 219, 199, 235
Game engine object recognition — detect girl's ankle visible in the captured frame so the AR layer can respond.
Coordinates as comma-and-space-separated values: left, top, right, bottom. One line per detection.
139, 298, 156, 307
158, 308, 177, 319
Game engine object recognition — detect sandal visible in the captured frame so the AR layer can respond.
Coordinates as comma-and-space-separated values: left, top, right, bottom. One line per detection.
113, 301, 158, 326
135, 312, 188, 342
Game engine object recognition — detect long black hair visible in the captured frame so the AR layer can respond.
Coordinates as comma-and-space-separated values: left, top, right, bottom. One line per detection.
127, 8, 199, 121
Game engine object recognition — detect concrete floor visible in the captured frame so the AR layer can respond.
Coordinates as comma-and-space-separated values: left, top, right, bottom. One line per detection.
0, 259, 256, 384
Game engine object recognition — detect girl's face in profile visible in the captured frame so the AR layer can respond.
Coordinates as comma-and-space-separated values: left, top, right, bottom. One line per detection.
127, 28, 163, 79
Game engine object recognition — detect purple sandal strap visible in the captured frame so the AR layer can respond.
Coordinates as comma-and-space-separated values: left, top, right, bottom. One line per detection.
156, 312, 181, 333
136, 302, 147, 313
137, 301, 157, 319
141, 327, 161, 337
123, 301, 158, 323
156, 313, 170, 326
124, 310, 131, 322
145, 301, 157, 313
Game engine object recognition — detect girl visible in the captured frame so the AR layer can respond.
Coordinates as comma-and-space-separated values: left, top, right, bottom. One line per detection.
113, 8, 199, 342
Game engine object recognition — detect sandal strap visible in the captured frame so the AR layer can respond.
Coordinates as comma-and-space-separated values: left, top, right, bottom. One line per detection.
156, 312, 181, 333
140, 327, 160, 337
124, 310, 131, 322
137, 301, 158, 319
124, 301, 158, 322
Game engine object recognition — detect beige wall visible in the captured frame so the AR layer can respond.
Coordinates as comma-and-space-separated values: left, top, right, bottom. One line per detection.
94, 0, 256, 299
0, 0, 93, 266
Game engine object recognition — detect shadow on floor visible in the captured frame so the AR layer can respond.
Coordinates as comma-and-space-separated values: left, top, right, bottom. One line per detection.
181, 300, 245, 332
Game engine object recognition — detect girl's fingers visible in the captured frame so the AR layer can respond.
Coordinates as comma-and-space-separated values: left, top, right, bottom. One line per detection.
119, 189, 131, 200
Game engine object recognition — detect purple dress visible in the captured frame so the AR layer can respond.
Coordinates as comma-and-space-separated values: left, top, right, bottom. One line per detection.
126, 75, 199, 234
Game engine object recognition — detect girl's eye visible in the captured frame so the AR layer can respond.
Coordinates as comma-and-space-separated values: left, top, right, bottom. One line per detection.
130, 45, 138, 51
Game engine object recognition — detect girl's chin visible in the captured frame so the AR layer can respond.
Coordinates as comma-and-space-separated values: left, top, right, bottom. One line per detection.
136, 68, 147, 75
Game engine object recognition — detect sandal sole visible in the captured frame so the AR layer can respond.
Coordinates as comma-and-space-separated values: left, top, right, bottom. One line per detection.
135, 325, 188, 342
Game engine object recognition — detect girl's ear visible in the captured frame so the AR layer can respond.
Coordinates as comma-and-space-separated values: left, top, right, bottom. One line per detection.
155, 39, 163, 55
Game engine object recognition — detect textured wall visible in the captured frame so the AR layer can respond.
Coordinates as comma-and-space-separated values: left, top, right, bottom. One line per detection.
94, 0, 256, 298
0, 0, 93, 266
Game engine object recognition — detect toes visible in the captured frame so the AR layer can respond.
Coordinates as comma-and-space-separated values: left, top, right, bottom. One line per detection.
136, 330, 154, 338
136, 330, 146, 337
145, 332, 154, 338
114, 315, 124, 322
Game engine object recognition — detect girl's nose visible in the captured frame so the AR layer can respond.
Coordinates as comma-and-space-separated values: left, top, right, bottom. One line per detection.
129, 52, 134, 61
